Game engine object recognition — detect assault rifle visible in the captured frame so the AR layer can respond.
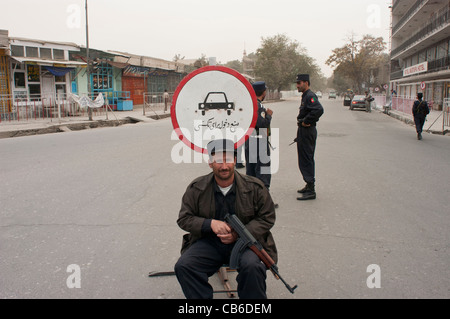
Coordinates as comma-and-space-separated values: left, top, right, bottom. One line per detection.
225, 214, 298, 294
289, 137, 298, 146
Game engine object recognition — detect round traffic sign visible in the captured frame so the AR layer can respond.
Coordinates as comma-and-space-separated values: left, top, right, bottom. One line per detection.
171, 66, 258, 154
421, 81, 426, 90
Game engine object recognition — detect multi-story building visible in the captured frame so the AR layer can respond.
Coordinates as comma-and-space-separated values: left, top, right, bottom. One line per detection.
390, 0, 450, 110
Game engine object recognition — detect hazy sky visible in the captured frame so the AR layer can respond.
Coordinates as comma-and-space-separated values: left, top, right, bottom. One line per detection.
1, 0, 392, 77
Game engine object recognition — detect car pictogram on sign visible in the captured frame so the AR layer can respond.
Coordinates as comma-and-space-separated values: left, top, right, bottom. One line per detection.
198, 92, 235, 116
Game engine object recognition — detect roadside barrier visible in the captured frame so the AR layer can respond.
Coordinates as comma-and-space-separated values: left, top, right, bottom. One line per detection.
0, 93, 108, 123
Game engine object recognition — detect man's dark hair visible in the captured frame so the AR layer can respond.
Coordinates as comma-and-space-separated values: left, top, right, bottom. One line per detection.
255, 88, 266, 97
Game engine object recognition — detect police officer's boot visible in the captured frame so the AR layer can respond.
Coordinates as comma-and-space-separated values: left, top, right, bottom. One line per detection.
297, 184, 308, 194
297, 182, 316, 201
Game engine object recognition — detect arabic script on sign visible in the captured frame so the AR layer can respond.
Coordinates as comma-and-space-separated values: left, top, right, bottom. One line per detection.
194, 117, 240, 132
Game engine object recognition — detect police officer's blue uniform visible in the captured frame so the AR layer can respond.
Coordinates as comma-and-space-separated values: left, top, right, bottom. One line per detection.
412, 93, 430, 140
245, 81, 272, 190
295, 74, 324, 200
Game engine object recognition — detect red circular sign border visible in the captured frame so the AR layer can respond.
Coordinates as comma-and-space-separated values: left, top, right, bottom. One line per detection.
171, 66, 258, 154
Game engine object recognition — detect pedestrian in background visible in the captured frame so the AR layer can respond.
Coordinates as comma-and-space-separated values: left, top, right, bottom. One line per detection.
365, 91, 374, 113
412, 92, 430, 140
295, 74, 324, 201
163, 90, 170, 113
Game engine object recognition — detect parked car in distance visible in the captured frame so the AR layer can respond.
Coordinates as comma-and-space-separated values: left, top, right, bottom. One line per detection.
350, 95, 366, 110
329, 92, 337, 99
316, 91, 322, 98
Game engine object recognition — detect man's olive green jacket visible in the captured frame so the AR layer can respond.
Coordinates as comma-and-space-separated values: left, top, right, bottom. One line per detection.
177, 171, 277, 263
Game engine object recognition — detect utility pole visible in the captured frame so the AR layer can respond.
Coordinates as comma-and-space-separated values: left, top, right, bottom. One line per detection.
85, 0, 92, 121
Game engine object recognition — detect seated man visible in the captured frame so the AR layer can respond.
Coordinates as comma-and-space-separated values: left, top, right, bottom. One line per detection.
174, 139, 277, 299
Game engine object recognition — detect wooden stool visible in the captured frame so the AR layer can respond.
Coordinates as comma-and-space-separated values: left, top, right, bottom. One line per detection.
148, 265, 238, 298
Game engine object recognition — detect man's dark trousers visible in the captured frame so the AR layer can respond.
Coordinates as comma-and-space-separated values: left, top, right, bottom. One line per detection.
414, 115, 426, 134
297, 126, 317, 183
245, 137, 271, 189
174, 237, 267, 299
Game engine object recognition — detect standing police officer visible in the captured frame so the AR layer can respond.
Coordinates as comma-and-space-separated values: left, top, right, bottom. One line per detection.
245, 81, 273, 191
295, 74, 324, 200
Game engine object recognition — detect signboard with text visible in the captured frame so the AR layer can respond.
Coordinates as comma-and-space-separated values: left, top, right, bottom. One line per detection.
171, 66, 258, 154
403, 61, 428, 77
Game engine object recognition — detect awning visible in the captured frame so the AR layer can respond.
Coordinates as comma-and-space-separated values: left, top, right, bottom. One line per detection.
44, 66, 74, 76
10, 56, 87, 67
106, 60, 130, 69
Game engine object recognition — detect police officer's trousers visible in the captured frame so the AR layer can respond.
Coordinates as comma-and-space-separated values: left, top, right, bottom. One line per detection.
414, 115, 426, 134
244, 137, 271, 190
297, 126, 317, 184
174, 237, 267, 299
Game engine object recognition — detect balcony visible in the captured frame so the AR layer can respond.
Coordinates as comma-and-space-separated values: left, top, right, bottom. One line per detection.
392, 0, 427, 36
391, 5, 450, 58
390, 55, 450, 80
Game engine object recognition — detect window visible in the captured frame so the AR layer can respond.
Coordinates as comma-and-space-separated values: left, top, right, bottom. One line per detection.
53, 49, 64, 60
27, 65, 40, 82
56, 84, 66, 95
29, 84, 41, 98
14, 72, 26, 88
418, 50, 426, 63
436, 41, 448, 59
427, 47, 436, 61
91, 62, 113, 92
27, 65, 41, 100
56, 75, 67, 99
40, 48, 52, 59
11, 45, 24, 57
26, 46, 39, 58
55, 75, 66, 83
12, 63, 24, 70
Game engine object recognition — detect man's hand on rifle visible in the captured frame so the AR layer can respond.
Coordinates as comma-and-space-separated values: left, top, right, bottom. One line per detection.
211, 220, 238, 244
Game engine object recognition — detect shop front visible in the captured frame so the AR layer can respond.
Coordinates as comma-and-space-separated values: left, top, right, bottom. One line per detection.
8, 38, 85, 107
122, 65, 147, 105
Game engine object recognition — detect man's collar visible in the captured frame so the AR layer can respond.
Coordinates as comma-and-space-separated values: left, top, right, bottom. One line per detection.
213, 178, 236, 194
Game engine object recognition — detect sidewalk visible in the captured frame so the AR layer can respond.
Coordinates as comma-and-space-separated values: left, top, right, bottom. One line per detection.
0, 99, 283, 139
373, 103, 449, 135
0, 104, 170, 139
1, 100, 448, 138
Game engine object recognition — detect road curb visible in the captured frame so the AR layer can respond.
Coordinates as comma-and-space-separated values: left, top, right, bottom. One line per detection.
379, 108, 448, 135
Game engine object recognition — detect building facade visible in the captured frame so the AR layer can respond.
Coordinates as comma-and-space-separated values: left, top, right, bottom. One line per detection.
0, 30, 11, 114
390, 0, 450, 110
7, 36, 86, 107
0, 29, 189, 116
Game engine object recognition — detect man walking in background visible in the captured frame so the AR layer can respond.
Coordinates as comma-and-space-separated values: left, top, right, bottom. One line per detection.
412, 92, 430, 140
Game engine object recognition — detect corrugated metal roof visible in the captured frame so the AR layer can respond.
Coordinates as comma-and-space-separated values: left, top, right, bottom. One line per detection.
10, 56, 86, 67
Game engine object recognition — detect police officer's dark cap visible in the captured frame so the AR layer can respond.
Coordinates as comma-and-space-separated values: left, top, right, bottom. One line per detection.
252, 81, 267, 94
417, 93, 423, 99
295, 74, 310, 83
207, 139, 236, 157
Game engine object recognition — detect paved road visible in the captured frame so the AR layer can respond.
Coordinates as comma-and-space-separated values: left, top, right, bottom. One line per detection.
1, 98, 449, 299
